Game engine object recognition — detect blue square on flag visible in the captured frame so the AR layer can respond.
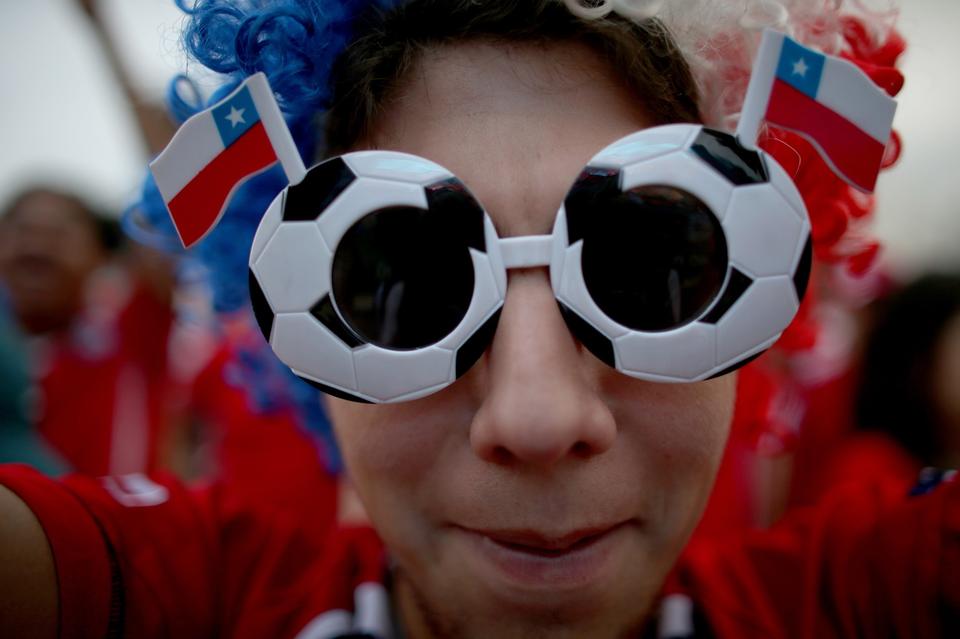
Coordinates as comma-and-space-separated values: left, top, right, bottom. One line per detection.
776, 37, 825, 99
213, 86, 260, 147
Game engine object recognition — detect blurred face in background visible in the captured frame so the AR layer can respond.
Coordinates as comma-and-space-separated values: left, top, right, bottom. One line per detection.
326, 41, 737, 639
0, 189, 106, 334
934, 311, 960, 459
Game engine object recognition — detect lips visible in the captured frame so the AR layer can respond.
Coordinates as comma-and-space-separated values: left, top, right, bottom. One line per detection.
453, 521, 631, 593
479, 525, 620, 555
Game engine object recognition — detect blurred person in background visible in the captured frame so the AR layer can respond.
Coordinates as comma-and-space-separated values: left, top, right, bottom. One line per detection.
0, 186, 113, 337
855, 272, 960, 471
0, 290, 67, 475
780, 271, 960, 510
74, 0, 178, 158
0, 183, 180, 476
72, 0, 339, 529
0, 0, 337, 497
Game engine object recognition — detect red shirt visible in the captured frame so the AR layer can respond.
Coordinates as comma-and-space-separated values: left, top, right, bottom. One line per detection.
36, 279, 178, 476
1, 465, 958, 638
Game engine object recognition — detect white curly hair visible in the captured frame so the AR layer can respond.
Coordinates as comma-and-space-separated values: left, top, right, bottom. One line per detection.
563, 0, 899, 128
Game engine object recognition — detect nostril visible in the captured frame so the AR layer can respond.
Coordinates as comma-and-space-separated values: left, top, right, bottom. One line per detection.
571, 441, 592, 458
490, 446, 513, 465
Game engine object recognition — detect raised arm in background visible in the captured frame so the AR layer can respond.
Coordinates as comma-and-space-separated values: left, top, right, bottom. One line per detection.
75, 0, 177, 156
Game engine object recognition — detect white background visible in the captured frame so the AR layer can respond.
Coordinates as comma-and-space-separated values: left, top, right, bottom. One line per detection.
0, 0, 958, 277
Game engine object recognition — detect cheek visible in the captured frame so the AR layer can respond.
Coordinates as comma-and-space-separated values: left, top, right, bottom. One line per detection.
62, 237, 101, 275
326, 394, 471, 500
326, 395, 476, 567
610, 374, 735, 527
610, 373, 734, 459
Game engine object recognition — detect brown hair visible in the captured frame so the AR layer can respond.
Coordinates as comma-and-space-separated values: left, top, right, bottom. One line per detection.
324, 0, 701, 154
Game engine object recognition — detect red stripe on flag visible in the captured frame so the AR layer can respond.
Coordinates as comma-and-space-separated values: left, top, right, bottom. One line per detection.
766, 79, 886, 192
168, 121, 277, 247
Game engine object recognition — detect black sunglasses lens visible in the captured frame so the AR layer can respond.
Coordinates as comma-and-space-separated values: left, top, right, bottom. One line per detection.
578, 185, 728, 332
332, 206, 475, 350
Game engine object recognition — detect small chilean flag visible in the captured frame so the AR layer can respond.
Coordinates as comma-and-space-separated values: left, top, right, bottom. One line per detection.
150, 73, 304, 248
739, 31, 897, 193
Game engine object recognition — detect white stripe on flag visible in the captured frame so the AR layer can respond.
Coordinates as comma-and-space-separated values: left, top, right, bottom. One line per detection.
151, 109, 224, 204
817, 56, 897, 143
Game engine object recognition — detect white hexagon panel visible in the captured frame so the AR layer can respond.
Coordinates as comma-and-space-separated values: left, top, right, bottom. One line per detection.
724, 183, 806, 278
588, 124, 698, 170
343, 151, 454, 186
252, 222, 331, 313
353, 345, 456, 403
272, 313, 358, 392
715, 276, 799, 365
615, 321, 718, 381
250, 190, 285, 263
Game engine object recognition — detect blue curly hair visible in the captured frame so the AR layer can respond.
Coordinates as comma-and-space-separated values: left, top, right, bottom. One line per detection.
136, 0, 704, 310
130, 0, 707, 470
130, 0, 407, 471
137, 0, 404, 314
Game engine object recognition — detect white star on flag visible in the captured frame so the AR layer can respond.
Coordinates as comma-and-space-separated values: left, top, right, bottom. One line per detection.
225, 106, 246, 127
792, 57, 809, 77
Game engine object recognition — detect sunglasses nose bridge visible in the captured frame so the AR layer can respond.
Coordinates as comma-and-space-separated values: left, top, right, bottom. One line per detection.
497, 235, 553, 270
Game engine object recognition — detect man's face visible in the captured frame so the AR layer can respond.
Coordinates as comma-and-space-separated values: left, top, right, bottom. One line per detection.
326, 41, 736, 638
0, 191, 104, 334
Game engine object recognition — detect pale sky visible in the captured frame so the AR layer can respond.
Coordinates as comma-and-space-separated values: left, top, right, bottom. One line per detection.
0, 0, 958, 277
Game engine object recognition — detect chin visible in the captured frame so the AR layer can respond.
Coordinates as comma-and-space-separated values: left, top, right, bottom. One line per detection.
418, 598, 650, 639
401, 529, 660, 639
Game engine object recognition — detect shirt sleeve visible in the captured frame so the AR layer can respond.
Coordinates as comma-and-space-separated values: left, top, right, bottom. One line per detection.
1, 464, 221, 639
0, 464, 114, 639
1, 463, 345, 639
678, 475, 960, 638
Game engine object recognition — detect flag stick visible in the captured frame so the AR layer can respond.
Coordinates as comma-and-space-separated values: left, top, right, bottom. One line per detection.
247, 72, 308, 185
736, 29, 784, 151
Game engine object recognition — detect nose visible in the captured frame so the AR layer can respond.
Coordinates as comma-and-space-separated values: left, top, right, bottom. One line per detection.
469, 269, 617, 466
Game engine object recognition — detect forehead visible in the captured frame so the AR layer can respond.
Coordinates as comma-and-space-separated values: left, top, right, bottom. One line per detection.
3, 191, 90, 231
365, 41, 651, 236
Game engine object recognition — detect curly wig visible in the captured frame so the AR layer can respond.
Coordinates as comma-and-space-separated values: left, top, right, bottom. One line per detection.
132, 0, 906, 467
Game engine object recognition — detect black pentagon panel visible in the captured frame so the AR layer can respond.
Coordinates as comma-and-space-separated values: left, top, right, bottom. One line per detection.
564, 166, 622, 245
283, 157, 356, 222
310, 294, 364, 348
707, 350, 766, 380
700, 267, 754, 325
690, 128, 768, 185
294, 373, 372, 404
793, 234, 813, 303
455, 307, 502, 379
424, 178, 486, 252
558, 302, 616, 369
248, 268, 275, 343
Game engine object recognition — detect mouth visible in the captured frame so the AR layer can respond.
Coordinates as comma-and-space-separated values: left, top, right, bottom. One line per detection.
480, 525, 621, 555
453, 521, 632, 593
